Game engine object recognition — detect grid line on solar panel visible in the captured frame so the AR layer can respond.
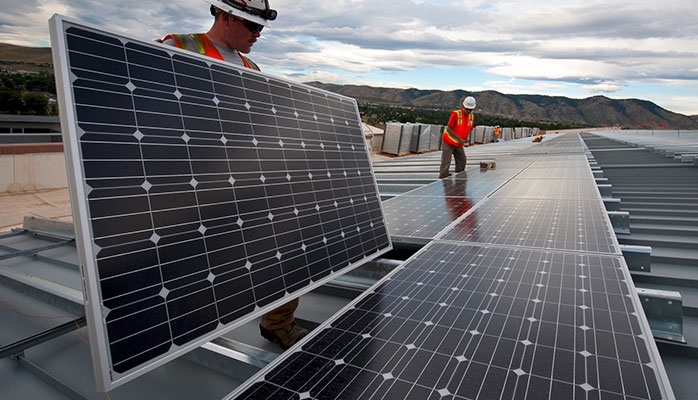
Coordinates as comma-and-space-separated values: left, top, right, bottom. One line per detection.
440, 198, 619, 255
52, 16, 390, 389
231, 242, 666, 399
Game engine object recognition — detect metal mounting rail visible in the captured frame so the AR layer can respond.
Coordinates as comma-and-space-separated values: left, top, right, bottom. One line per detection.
1, 316, 87, 359
0, 239, 74, 261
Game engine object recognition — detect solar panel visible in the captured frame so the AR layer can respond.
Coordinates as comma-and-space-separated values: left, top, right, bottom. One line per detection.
490, 178, 601, 200
441, 198, 619, 254
382, 170, 514, 244
231, 242, 672, 399
382, 179, 482, 244
382, 194, 474, 246
526, 134, 589, 155
515, 164, 595, 179
49, 15, 391, 390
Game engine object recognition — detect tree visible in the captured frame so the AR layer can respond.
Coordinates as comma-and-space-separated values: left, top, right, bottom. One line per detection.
0, 88, 24, 113
23, 93, 49, 115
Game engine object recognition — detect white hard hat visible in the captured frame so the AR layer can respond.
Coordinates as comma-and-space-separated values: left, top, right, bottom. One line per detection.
204, 0, 277, 27
463, 96, 476, 110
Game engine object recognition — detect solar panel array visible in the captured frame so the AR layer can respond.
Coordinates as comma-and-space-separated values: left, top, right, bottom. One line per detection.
49, 15, 391, 390
231, 135, 674, 398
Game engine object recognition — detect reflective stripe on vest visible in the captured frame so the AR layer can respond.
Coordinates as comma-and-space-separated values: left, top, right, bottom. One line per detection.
442, 129, 462, 147
163, 33, 224, 60
162, 33, 261, 71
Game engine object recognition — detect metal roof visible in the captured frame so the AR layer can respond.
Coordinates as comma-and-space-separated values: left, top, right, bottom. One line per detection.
1, 130, 697, 399
581, 130, 698, 400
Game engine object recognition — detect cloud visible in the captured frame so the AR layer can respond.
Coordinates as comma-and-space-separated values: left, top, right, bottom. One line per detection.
2, 0, 697, 114
0, 0, 71, 46
662, 96, 698, 116
581, 83, 624, 94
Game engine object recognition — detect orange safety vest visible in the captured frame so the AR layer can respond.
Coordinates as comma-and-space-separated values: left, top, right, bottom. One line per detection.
442, 109, 475, 147
162, 33, 260, 71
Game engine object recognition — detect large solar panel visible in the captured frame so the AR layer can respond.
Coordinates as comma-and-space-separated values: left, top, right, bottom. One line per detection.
231, 242, 672, 399
49, 15, 391, 390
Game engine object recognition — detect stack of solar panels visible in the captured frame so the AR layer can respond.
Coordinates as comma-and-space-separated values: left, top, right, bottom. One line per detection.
383, 122, 444, 155
409, 124, 443, 153
230, 134, 674, 398
430, 124, 445, 151
503, 127, 514, 141
472, 125, 486, 144
381, 123, 412, 156
483, 126, 494, 143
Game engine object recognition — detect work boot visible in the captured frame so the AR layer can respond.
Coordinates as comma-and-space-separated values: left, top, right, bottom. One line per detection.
260, 321, 310, 350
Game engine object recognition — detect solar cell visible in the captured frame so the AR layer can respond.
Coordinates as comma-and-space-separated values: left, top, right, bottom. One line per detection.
231, 242, 671, 399
50, 15, 391, 390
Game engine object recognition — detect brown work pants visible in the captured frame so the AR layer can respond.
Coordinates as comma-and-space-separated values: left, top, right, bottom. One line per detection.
260, 298, 299, 330
439, 142, 467, 179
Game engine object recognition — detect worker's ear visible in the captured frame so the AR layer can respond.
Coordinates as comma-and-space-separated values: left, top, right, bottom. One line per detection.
216, 12, 229, 24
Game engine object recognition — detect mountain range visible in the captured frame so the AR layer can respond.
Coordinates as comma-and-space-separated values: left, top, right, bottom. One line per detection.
2, 42, 697, 129
306, 82, 698, 130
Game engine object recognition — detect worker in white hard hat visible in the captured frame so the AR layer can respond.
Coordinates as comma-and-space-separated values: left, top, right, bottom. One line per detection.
439, 96, 476, 179
161, 0, 310, 351
161, 0, 277, 70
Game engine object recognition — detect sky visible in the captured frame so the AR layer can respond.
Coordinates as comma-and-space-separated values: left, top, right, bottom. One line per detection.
2, 0, 698, 116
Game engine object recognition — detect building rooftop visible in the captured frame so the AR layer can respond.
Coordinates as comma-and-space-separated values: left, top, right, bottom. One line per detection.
1, 129, 697, 399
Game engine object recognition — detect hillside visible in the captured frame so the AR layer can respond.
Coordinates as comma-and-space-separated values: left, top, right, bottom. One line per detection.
2, 42, 696, 129
0, 43, 53, 73
306, 83, 698, 130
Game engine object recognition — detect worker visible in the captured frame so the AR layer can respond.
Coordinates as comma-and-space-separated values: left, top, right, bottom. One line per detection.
161, 0, 309, 351
493, 125, 501, 142
439, 96, 476, 179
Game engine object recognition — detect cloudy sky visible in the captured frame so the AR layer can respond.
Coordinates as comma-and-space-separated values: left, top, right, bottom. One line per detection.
2, 0, 698, 116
